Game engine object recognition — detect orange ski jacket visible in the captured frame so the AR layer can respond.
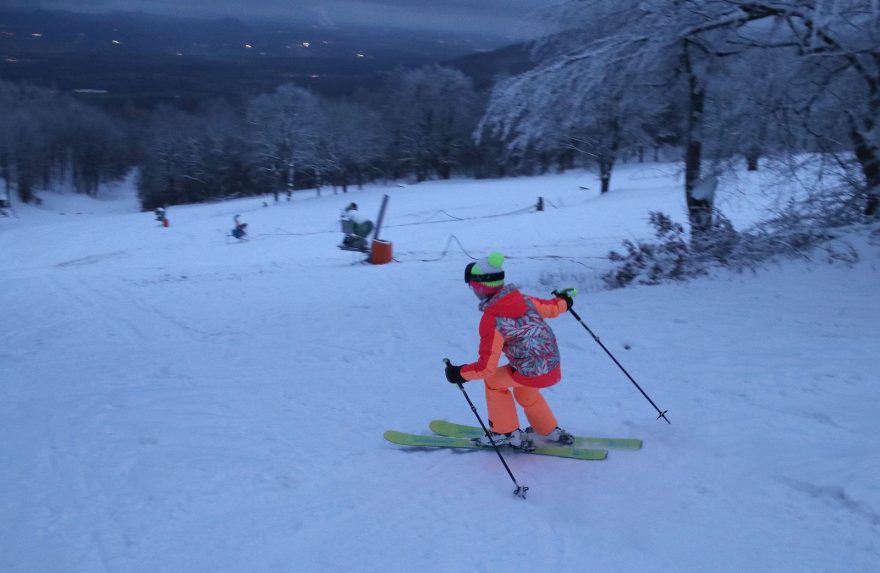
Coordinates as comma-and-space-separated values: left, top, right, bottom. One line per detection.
460, 284, 568, 388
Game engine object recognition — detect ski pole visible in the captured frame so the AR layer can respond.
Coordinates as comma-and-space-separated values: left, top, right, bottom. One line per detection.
444, 358, 529, 499
561, 304, 671, 424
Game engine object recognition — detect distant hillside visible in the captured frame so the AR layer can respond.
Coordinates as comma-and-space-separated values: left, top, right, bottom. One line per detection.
444, 42, 536, 92
0, 9, 508, 107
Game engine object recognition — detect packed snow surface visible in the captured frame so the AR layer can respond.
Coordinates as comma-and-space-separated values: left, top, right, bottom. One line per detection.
1, 164, 878, 572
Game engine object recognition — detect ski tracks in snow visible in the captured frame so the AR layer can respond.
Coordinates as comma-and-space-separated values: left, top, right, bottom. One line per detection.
45, 270, 217, 348
780, 478, 880, 528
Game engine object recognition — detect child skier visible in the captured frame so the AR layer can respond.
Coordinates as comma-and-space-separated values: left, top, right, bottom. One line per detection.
154, 206, 169, 227
232, 214, 248, 239
444, 252, 577, 450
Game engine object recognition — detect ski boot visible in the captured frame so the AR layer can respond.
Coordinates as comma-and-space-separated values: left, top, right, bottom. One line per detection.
472, 428, 535, 451
525, 426, 574, 446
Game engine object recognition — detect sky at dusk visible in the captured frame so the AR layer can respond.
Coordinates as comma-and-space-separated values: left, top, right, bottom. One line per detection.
4, 0, 564, 38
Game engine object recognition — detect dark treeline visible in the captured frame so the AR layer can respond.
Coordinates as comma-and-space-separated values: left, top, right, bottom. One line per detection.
0, 81, 135, 205
1, 65, 522, 210
136, 64, 513, 210
2, 64, 570, 211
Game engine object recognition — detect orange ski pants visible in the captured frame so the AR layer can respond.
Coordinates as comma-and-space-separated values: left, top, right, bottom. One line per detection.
484, 365, 558, 435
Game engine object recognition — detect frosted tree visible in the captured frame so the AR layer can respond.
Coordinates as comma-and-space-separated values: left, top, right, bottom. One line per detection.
483, 49, 667, 192
704, 46, 796, 171
7, 111, 44, 204
0, 80, 132, 203
64, 105, 130, 196
138, 106, 200, 208
481, 0, 790, 233
138, 103, 255, 207
379, 65, 480, 182
0, 84, 60, 203
189, 101, 252, 200
320, 99, 385, 192
734, 0, 880, 216
481, 1, 672, 191
246, 84, 323, 201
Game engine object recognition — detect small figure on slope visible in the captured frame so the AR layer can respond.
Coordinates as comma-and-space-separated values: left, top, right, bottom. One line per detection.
154, 206, 169, 227
232, 214, 248, 240
444, 251, 578, 451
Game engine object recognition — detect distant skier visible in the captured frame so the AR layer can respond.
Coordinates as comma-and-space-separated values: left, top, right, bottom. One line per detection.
232, 214, 248, 239
154, 206, 169, 227
444, 251, 578, 450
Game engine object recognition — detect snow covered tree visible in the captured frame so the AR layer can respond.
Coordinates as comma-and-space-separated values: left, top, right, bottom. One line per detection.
6, 111, 44, 204
138, 102, 255, 208
480, 0, 802, 233
704, 46, 795, 171
138, 106, 197, 208
480, 1, 671, 192
733, 0, 880, 217
64, 105, 131, 196
378, 65, 480, 182
246, 84, 323, 201
320, 99, 386, 192
0, 80, 132, 203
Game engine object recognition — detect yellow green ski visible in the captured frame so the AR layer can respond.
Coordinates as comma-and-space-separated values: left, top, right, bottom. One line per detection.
383, 430, 607, 460
429, 420, 642, 450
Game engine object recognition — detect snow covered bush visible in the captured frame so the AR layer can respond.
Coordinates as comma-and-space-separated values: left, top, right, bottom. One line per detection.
603, 190, 867, 290
603, 212, 696, 288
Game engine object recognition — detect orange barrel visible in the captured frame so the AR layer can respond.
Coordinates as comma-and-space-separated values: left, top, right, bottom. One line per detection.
370, 239, 393, 264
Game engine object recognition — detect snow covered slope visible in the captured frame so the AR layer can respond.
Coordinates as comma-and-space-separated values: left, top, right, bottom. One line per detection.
1, 164, 878, 572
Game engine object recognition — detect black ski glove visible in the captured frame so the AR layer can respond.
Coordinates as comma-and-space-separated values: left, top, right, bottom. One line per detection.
552, 288, 578, 311
445, 362, 467, 384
